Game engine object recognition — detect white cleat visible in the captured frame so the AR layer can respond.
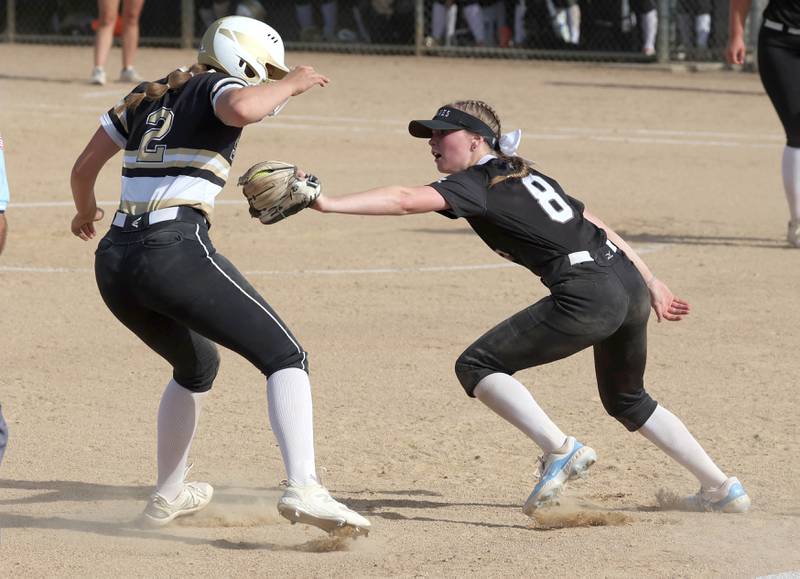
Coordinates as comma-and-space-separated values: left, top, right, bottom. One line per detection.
788, 220, 800, 248
685, 476, 751, 514
278, 482, 371, 536
141, 481, 214, 527
119, 66, 143, 83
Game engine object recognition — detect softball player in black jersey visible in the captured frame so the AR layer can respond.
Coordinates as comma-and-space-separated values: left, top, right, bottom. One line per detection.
728, 0, 800, 247
70, 16, 370, 535
311, 99, 751, 515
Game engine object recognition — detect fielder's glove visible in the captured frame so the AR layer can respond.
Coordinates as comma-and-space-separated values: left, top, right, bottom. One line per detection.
237, 160, 321, 225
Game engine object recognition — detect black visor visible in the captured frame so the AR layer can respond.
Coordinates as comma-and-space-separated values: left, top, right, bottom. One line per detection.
408, 106, 497, 147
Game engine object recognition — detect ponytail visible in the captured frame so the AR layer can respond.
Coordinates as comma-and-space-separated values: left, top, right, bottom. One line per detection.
124, 63, 210, 112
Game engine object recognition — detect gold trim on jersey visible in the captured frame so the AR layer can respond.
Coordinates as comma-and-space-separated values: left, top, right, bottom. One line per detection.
122, 147, 231, 181
111, 99, 130, 134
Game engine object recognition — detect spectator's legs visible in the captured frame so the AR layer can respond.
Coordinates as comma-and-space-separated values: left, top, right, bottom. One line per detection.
120, 0, 144, 71
513, 0, 526, 45
546, 0, 569, 43
445, 2, 458, 45
296, 1, 314, 32
94, 0, 121, 70
431, 2, 447, 42
352, 4, 371, 42
676, 12, 692, 48
321, 1, 337, 41
695, 13, 711, 49
462, 2, 487, 45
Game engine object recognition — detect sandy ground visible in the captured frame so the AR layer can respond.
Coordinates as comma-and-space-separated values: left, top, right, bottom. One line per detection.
0, 44, 799, 578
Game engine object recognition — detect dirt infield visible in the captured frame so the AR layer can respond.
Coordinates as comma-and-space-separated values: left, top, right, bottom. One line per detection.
1, 44, 799, 577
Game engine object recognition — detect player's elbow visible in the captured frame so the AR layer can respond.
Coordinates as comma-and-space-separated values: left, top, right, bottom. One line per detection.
396, 188, 422, 214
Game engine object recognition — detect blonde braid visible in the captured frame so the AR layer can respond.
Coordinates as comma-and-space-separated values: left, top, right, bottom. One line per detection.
448, 99, 533, 187
124, 63, 210, 113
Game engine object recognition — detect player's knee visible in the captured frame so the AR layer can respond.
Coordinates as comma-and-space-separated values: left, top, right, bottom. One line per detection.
600, 389, 658, 432
259, 348, 309, 377
174, 349, 220, 393
454, 349, 499, 397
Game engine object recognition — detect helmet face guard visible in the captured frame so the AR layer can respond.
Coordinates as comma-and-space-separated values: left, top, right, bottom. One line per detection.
198, 16, 290, 86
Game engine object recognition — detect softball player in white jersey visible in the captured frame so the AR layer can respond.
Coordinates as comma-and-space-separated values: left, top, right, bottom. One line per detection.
70, 16, 370, 535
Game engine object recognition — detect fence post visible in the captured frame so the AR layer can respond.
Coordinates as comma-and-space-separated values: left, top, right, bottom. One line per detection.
6, 0, 15, 43
656, 0, 670, 63
415, 0, 424, 56
181, 0, 195, 49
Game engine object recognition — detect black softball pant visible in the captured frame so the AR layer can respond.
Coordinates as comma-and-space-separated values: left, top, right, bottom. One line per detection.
94, 208, 307, 392
455, 253, 657, 432
759, 26, 800, 147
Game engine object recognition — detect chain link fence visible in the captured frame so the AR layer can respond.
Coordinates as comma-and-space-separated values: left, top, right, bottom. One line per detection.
0, 0, 767, 64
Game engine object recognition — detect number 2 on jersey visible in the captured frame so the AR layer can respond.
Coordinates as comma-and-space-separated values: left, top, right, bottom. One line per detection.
137, 108, 174, 163
522, 174, 575, 224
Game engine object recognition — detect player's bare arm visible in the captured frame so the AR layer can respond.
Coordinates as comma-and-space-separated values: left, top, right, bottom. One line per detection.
215, 65, 329, 127
0, 213, 7, 256
70, 127, 119, 240
312, 185, 449, 215
726, 0, 752, 64
584, 209, 690, 323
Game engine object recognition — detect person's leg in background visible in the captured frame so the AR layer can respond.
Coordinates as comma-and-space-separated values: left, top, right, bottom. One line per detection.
119, 0, 145, 82
91, 0, 121, 84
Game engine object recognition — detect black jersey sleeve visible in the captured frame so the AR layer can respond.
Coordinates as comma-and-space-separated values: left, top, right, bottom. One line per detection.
430, 168, 488, 219
100, 81, 149, 148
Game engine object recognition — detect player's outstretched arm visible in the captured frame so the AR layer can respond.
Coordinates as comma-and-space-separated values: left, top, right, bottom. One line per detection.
215, 65, 329, 127
312, 185, 449, 215
584, 210, 690, 323
70, 127, 119, 240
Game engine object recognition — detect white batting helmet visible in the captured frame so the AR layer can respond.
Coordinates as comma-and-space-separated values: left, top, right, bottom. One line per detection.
198, 16, 290, 85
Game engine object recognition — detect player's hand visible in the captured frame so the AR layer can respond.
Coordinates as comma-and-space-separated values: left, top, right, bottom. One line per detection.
309, 193, 327, 212
647, 277, 690, 322
283, 65, 329, 96
71, 207, 105, 241
726, 36, 747, 65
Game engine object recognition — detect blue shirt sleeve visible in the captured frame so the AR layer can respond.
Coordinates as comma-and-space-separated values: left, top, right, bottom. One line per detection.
0, 136, 9, 212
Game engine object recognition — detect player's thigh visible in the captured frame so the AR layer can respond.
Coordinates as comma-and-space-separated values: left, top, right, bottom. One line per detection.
100, 291, 220, 390
460, 296, 601, 375
150, 247, 307, 375
758, 29, 800, 144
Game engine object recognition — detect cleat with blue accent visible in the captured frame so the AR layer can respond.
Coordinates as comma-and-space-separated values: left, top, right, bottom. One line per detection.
688, 476, 751, 513
523, 436, 597, 516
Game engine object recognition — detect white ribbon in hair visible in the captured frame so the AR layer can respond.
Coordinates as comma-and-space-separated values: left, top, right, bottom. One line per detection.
498, 129, 522, 156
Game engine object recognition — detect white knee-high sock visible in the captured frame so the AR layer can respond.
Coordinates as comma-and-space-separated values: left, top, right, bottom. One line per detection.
567, 4, 581, 44
695, 13, 711, 48
782, 146, 800, 222
638, 405, 727, 489
642, 9, 657, 52
267, 368, 317, 486
157, 379, 205, 501
474, 373, 567, 454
